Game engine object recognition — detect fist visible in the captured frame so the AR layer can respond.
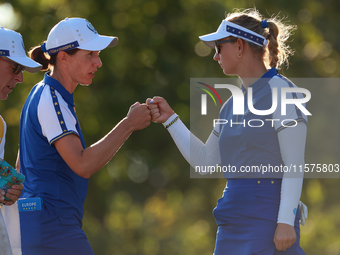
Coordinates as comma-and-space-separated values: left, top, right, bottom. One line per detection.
273, 223, 296, 251
126, 102, 151, 131
146, 96, 175, 123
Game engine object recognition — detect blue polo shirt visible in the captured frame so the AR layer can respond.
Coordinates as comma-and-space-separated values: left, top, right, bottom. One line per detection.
215, 68, 307, 178
19, 73, 88, 226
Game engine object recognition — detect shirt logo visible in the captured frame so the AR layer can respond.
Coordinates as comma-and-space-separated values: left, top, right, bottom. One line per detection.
18, 197, 43, 212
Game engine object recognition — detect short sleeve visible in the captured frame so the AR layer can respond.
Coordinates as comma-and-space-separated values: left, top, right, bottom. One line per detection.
37, 86, 79, 144
269, 76, 308, 132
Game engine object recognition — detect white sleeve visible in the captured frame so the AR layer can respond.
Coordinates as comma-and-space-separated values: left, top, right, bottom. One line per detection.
277, 122, 307, 226
270, 76, 308, 132
37, 87, 79, 144
0, 116, 6, 159
163, 114, 221, 172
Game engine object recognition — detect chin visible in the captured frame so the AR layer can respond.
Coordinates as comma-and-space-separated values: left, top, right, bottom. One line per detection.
222, 70, 229, 75
223, 69, 236, 76
79, 82, 92, 86
0, 94, 8, 100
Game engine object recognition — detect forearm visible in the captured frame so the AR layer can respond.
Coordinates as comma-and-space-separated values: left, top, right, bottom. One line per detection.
147, 97, 221, 169
81, 118, 134, 177
165, 114, 221, 170
277, 123, 307, 225
55, 118, 134, 179
278, 178, 303, 226
55, 102, 150, 179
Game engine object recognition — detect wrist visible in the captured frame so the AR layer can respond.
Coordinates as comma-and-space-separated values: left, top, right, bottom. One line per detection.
162, 113, 179, 128
277, 219, 295, 227
120, 117, 136, 133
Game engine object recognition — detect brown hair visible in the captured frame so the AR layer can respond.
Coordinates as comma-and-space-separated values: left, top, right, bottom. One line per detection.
226, 8, 297, 69
28, 41, 80, 71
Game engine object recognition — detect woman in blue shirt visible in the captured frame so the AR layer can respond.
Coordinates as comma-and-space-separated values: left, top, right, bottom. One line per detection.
19, 18, 151, 255
147, 8, 307, 255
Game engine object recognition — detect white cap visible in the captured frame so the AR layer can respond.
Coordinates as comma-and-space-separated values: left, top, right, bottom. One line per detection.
0, 27, 42, 73
43, 17, 118, 55
199, 20, 267, 48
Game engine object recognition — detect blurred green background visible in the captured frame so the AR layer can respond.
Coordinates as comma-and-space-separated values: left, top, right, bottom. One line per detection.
1, 0, 340, 254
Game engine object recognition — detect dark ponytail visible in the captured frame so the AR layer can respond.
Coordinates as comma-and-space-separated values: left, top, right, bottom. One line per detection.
28, 41, 79, 71
28, 41, 56, 71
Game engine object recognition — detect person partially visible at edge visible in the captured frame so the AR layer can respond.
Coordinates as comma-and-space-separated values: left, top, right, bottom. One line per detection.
0, 27, 41, 255
18, 17, 151, 255
147, 8, 307, 255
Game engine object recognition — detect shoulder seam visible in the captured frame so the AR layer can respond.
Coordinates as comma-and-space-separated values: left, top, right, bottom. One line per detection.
50, 86, 69, 134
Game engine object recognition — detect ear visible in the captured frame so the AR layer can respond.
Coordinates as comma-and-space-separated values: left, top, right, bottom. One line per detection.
56, 51, 70, 65
236, 38, 245, 55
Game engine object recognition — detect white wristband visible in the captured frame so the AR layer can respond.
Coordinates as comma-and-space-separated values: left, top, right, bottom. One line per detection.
162, 113, 179, 128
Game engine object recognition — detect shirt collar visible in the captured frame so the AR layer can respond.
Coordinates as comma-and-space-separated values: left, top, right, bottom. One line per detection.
241, 67, 278, 93
43, 72, 75, 107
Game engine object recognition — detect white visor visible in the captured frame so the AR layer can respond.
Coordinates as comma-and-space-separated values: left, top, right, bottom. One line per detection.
199, 20, 267, 48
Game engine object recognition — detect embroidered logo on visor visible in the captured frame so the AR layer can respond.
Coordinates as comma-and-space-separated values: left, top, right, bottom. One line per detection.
47, 41, 80, 55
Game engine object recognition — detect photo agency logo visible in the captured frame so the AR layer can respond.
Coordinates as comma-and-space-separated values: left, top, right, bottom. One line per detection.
196, 82, 223, 114
196, 82, 312, 128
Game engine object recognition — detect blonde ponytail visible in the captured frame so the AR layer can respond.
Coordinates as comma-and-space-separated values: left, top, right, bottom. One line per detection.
226, 8, 297, 69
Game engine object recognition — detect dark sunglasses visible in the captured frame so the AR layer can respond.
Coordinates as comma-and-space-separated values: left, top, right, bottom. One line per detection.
215, 39, 235, 54
0, 57, 25, 75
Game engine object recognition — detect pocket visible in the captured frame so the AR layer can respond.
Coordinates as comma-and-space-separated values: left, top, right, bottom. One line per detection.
20, 210, 42, 247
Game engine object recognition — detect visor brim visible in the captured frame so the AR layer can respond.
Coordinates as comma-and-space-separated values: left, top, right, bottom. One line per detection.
199, 32, 231, 48
78, 35, 118, 52
8, 56, 42, 73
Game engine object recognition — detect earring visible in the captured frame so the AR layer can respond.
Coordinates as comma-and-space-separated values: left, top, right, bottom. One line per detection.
238, 53, 242, 58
